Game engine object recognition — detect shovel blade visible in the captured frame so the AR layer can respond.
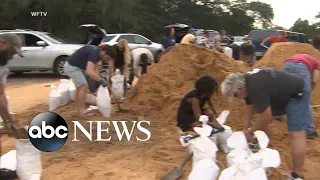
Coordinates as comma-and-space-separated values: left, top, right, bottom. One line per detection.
161, 168, 183, 180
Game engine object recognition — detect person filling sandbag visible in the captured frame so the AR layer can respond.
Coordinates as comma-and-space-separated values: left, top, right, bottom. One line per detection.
131, 48, 153, 77
63, 44, 114, 116
177, 75, 221, 133
221, 68, 309, 180
0, 33, 24, 178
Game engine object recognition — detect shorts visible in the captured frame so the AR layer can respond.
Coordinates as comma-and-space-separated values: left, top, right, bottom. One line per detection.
283, 62, 310, 132
64, 62, 87, 88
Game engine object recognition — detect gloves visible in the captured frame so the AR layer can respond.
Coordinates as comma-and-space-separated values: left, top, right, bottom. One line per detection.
99, 79, 107, 87
199, 115, 209, 124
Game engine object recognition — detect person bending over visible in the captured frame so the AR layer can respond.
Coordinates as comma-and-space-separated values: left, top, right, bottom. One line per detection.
177, 75, 219, 132
131, 48, 153, 77
64, 45, 114, 116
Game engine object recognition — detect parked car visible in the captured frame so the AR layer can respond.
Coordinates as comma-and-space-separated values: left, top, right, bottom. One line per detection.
79, 24, 163, 62
164, 23, 191, 43
0, 29, 83, 76
247, 29, 308, 59
231, 36, 246, 46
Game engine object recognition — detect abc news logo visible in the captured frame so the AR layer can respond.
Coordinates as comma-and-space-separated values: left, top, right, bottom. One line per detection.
28, 112, 151, 152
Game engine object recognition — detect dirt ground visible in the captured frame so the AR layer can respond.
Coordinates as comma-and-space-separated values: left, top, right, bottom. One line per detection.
1, 46, 320, 180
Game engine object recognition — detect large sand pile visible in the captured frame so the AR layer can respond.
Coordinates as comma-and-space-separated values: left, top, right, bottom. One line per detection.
254, 42, 320, 69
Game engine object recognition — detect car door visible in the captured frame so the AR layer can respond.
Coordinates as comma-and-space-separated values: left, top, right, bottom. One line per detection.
132, 35, 154, 51
117, 35, 140, 50
7, 33, 49, 69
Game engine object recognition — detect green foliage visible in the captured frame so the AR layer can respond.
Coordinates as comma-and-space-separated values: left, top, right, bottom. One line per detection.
0, 0, 275, 42
290, 18, 320, 39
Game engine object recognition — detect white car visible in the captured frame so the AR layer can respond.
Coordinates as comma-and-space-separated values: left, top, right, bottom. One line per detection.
0, 29, 83, 76
232, 36, 246, 46
79, 24, 163, 62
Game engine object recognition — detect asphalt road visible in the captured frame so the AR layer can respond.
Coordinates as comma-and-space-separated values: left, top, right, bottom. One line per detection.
6, 71, 61, 88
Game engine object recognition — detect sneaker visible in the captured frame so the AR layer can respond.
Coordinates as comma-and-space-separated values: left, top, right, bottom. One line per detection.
307, 131, 318, 139
287, 172, 304, 180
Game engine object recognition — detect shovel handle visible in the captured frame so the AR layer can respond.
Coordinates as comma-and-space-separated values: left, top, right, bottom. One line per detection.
180, 153, 193, 169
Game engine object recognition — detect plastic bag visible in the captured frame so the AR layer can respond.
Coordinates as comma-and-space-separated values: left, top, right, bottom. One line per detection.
111, 70, 125, 101
188, 158, 220, 180
223, 47, 233, 57
0, 150, 16, 170
16, 138, 42, 180
57, 79, 69, 106
96, 85, 112, 117
217, 125, 233, 153
68, 80, 76, 102
85, 93, 97, 105
48, 84, 61, 111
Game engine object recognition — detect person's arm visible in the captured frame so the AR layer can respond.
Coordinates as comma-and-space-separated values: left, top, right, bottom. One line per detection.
108, 58, 115, 78
248, 106, 273, 133
86, 61, 102, 82
208, 100, 218, 116
243, 104, 254, 130
260, 37, 270, 48
0, 84, 12, 123
312, 69, 319, 90
190, 98, 202, 127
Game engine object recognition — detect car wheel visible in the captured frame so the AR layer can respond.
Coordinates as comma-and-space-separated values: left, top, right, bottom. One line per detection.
12, 71, 25, 75
54, 56, 68, 77
154, 50, 162, 63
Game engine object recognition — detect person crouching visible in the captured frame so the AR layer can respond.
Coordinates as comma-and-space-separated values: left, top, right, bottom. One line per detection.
177, 75, 219, 133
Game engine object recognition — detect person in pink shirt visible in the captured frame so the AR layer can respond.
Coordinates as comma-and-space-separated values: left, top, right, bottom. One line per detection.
283, 54, 319, 140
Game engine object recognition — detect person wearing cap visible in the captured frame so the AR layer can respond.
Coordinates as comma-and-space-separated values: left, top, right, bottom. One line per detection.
282, 54, 319, 139
311, 35, 320, 51
177, 75, 219, 133
260, 30, 287, 49
64, 44, 114, 116
0, 33, 23, 177
240, 38, 256, 66
180, 28, 197, 45
221, 68, 308, 180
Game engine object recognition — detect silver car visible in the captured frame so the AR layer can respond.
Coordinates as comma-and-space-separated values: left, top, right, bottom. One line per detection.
79, 24, 163, 62
0, 29, 83, 76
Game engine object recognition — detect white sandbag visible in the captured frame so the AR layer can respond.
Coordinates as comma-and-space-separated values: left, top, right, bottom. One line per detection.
223, 47, 233, 57
0, 150, 16, 171
57, 79, 69, 106
111, 70, 125, 101
68, 80, 76, 101
85, 93, 97, 105
217, 125, 233, 153
16, 139, 42, 180
188, 158, 220, 180
209, 134, 218, 145
96, 85, 112, 117
220, 131, 281, 180
49, 84, 61, 111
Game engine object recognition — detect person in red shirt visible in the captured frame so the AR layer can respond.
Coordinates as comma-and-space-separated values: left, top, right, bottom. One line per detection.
260, 30, 287, 49
282, 54, 319, 140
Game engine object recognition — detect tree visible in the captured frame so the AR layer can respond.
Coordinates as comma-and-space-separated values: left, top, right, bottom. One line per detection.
290, 18, 320, 38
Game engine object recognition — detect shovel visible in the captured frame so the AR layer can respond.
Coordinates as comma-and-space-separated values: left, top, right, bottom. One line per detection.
161, 153, 193, 180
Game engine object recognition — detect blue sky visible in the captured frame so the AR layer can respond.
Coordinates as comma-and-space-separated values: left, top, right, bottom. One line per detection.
254, 0, 320, 29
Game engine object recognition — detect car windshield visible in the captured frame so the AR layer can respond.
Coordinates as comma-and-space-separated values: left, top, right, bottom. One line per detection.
234, 37, 245, 42
40, 33, 68, 44
102, 35, 116, 42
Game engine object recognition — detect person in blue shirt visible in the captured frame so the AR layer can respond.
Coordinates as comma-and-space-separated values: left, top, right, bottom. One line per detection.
161, 27, 176, 49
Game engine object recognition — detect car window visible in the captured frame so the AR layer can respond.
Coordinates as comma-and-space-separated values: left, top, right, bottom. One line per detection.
23, 34, 44, 46
248, 30, 278, 41
133, 35, 149, 44
117, 35, 135, 43
102, 35, 116, 42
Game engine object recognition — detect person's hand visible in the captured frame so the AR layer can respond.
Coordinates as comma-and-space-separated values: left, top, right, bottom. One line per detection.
99, 79, 108, 87
244, 129, 255, 142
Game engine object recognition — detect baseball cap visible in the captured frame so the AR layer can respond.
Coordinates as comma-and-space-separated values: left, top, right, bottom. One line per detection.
0, 33, 23, 57
221, 73, 246, 102
188, 28, 196, 34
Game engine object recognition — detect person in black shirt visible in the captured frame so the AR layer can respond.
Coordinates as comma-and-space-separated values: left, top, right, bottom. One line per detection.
221, 68, 307, 180
177, 75, 219, 132
64, 45, 115, 116
240, 38, 256, 66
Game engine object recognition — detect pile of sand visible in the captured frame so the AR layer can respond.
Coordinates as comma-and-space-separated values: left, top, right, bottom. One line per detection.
126, 44, 249, 116
254, 42, 320, 69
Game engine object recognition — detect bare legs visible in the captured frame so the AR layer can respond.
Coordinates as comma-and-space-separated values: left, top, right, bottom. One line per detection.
290, 131, 306, 176
75, 83, 89, 116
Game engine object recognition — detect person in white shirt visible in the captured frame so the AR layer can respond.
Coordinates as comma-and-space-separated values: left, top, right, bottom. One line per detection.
131, 48, 154, 77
